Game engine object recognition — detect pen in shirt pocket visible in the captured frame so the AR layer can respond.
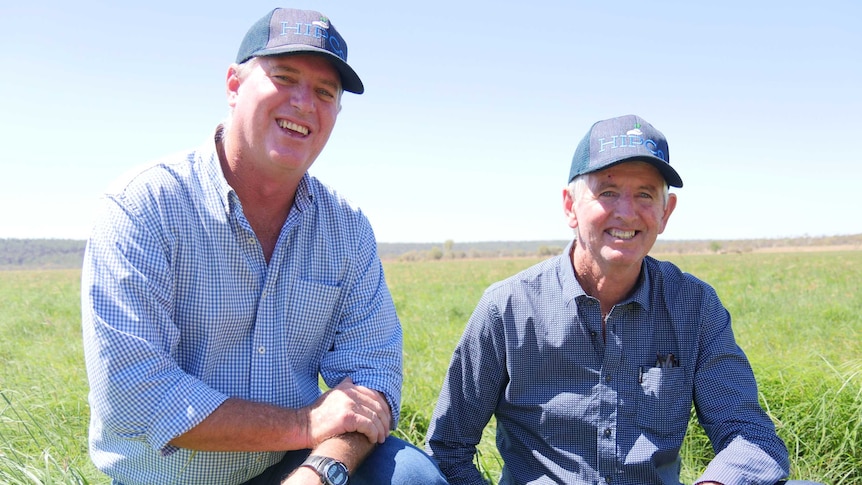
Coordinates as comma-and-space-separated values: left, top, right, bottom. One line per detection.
639, 354, 680, 384
656, 352, 679, 368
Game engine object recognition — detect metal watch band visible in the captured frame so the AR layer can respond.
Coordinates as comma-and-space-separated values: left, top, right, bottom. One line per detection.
301, 455, 349, 485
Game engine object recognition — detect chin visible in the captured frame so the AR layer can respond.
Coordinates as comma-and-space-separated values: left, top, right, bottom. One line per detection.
602, 249, 646, 265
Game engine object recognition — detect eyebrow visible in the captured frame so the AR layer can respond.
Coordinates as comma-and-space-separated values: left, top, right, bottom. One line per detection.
594, 179, 660, 194
268, 64, 341, 91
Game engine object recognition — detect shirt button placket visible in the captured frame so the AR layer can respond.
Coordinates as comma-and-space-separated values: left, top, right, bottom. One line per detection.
257, 290, 268, 356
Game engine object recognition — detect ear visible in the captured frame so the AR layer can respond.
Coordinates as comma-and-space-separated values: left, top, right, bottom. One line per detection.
563, 187, 578, 230
657, 192, 678, 234
226, 64, 241, 108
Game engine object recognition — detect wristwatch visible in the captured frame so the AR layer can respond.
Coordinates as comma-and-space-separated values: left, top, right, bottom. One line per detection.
300, 455, 349, 485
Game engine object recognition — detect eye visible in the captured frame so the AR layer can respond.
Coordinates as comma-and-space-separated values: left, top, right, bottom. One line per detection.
272, 74, 296, 85
316, 87, 336, 100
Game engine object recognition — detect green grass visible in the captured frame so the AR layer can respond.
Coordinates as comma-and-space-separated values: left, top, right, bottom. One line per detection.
2, 252, 860, 483
0, 270, 95, 484
388, 252, 862, 484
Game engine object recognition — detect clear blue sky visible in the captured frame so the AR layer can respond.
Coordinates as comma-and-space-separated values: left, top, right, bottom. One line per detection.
2, 1, 860, 243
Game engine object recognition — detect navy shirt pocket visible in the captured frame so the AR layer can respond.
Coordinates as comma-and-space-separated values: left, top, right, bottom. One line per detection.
636, 365, 691, 438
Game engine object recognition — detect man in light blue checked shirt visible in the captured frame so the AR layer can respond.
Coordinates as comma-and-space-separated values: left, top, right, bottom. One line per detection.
426, 115, 821, 485
81, 7, 447, 485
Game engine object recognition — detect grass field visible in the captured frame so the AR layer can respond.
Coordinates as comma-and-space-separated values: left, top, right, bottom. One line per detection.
1, 251, 860, 484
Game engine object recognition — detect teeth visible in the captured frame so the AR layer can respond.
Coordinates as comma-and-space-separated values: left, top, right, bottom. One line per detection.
609, 229, 636, 240
278, 120, 309, 135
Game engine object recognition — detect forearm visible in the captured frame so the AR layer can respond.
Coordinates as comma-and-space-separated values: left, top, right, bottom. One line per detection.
168, 397, 309, 451
312, 432, 375, 473
281, 433, 376, 484
169, 377, 391, 453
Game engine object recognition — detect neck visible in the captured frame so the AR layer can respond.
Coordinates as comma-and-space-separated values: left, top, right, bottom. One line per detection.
571, 245, 642, 315
218, 132, 300, 212
217, 136, 297, 262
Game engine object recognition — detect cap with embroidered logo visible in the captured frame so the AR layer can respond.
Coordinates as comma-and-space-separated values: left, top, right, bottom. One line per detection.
236, 8, 364, 94
568, 114, 683, 187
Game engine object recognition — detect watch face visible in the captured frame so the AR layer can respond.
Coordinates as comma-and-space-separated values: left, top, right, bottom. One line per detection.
325, 462, 349, 485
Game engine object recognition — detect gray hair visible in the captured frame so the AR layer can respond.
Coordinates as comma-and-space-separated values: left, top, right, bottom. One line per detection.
233, 57, 259, 81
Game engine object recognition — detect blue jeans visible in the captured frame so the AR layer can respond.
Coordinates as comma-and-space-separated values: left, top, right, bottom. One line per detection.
242, 436, 448, 484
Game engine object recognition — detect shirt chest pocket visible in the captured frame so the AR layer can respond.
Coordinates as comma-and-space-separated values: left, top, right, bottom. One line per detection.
635, 366, 691, 437
281, 279, 342, 353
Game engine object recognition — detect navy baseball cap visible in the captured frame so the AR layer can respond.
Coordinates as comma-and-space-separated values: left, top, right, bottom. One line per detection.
236, 8, 364, 94
568, 114, 683, 187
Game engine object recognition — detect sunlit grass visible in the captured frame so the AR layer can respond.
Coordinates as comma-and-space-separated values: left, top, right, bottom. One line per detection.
390, 252, 862, 484
2, 252, 860, 483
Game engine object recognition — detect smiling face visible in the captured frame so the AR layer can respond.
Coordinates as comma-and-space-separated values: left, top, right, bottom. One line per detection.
224, 54, 342, 180
564, 161, 677, 275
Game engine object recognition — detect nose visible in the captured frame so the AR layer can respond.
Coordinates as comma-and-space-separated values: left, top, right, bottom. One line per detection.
614, 195, 638, 221
290, 84, 314, 113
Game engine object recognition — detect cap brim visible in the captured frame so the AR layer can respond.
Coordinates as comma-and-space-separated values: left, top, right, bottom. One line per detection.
658, 166, 683, 188
251, 45, 364, 94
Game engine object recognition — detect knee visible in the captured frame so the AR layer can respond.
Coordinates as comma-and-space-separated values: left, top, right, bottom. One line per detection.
386, 439, 448, 485
354, 437, 448, 485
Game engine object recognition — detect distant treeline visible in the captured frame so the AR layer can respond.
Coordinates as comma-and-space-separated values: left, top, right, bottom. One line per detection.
377, 240, 568, 261
0, 239, 86, 270
0, 238, 566, 269
379, 234, 862, 261
2, 234, 861, 270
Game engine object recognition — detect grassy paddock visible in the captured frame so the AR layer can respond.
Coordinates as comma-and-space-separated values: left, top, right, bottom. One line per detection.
1, 252, 860, 483
388, 252, 862, 484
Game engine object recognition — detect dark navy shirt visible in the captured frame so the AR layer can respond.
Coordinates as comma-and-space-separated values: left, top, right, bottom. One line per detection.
426, 243, 789, 485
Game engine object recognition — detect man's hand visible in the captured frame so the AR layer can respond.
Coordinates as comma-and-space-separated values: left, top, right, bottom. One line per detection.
303, 377, 391, 447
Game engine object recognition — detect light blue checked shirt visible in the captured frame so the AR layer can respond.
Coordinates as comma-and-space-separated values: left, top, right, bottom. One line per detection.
81, 128, 402, 485
426, 243, 790, 485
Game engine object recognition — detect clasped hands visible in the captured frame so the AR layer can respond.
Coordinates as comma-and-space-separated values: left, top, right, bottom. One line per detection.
303, 376, 392, 447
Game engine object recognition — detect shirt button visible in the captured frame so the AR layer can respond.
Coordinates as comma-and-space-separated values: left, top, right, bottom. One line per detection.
605, 374, 612, 383
590, 331, 597, 338
604, 428, 612, 437
257, 346, 266, 354
247, 237, 256, 245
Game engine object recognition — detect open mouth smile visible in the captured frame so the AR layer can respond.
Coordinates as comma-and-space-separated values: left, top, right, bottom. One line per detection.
607, 229, 637, 240
277, 119, 309, 136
